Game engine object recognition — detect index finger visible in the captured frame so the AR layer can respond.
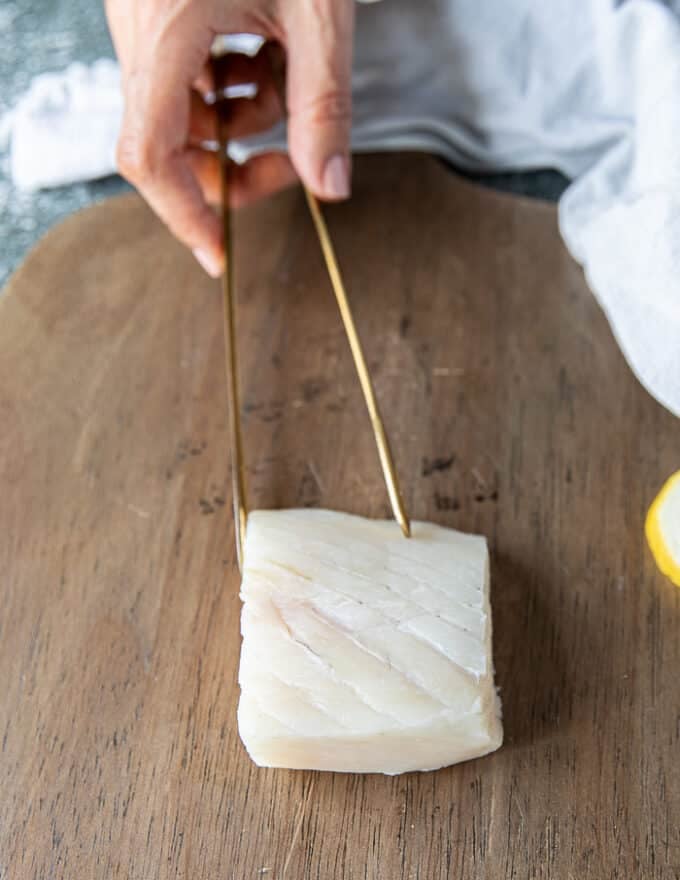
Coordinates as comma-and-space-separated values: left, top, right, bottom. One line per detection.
116, 38, 224, 276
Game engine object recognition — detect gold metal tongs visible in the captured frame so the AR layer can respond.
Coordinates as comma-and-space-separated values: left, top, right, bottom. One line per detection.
211, 45, 410, 573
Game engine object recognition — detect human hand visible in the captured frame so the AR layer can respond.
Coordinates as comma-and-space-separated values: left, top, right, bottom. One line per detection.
105, 0, 355, 277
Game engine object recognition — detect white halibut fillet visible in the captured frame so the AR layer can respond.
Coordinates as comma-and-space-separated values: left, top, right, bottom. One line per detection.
237, 509, 503, 774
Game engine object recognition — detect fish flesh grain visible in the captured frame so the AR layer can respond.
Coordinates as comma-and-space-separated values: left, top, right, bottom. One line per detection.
237, 509, 503, 775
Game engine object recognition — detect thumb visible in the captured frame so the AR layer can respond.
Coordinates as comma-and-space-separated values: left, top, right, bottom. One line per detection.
283, 0, 354, 200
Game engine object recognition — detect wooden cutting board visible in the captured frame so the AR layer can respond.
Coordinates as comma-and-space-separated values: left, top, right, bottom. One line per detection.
1, 154, 678, 879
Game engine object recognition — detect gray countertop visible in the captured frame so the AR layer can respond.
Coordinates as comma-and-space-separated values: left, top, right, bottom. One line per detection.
1, 1, 128, 289
1, 1, 567, 290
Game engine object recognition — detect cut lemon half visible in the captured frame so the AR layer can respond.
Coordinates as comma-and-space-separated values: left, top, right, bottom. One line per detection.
646, 471, 680, 587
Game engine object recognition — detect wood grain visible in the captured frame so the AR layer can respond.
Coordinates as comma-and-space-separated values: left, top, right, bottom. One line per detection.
1, 154, 678, 879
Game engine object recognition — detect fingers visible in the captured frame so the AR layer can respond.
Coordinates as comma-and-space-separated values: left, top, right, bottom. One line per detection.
188, 88, 283, 145
187, 150, 298, 208
283, 0, 355, 201
210, 50, 276, 98
230, 153, 298, 206
187, 49, 288, 210
189, 90, 218, 144
116, 21, 225, 276
111, 0, 354, 282
186, 63, 288, 215
193, 64, 215, 99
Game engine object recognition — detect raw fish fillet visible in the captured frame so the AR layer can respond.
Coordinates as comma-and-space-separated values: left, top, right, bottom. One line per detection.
237, 509, 502, 774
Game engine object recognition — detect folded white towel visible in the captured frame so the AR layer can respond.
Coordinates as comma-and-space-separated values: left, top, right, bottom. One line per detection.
8, 59, 123, 190
557, 1, 680, 418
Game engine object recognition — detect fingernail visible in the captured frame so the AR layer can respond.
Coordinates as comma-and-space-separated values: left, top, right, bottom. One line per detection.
192, 248, 222, 278
322, 154, 350, 200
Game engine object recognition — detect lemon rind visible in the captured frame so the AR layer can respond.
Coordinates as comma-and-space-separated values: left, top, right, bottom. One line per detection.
645, 470, 680, 588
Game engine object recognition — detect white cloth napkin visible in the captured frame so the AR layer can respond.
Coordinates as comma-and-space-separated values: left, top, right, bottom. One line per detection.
556, 1, 680, 419
4, 0, 679, 416
6, 59, 123, 190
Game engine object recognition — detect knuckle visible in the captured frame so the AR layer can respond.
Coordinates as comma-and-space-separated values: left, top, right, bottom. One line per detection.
293, 88, 351, 127
115, 129, 162, 182
115, 132, 143, 180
